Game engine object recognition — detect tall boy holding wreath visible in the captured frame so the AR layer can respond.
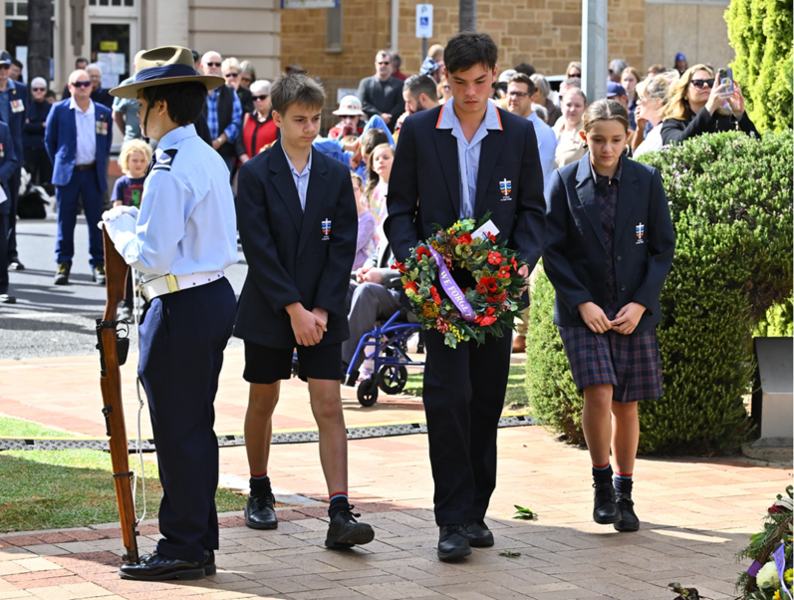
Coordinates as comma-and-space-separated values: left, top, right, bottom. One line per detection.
384, 33, 546, 561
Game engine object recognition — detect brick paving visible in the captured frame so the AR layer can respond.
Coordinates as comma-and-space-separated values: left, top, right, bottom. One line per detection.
0, 350, 791, 599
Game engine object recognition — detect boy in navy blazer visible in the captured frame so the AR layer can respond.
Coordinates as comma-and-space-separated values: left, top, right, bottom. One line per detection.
234, 74, 375, 549
385, 33, 546, 561
45, 69, 113, 285
0, 120, 19, 303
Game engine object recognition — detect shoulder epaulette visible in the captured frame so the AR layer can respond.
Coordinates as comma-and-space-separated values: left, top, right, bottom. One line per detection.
152, 148, 178, 172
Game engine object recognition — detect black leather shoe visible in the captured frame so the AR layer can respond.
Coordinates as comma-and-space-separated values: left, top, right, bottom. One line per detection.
614, 494, 640, 532
465, 519, 494, 547
325, 505, 375, 548
437, 524, 472, 562
0, 294, 16, 304
245, 491, 278, 530
201, 549, 216, 576
593, 481, 622, 524
8, 260, 24, 271
118, 551, 206, 581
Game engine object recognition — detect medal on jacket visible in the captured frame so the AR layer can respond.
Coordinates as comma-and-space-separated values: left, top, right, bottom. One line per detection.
499, 178, 512, 201
0, 142, 4, 158
96, 120, 108, 136
635, 222, 645, 244
322, 218, 331, 241
10, 99, 23, 113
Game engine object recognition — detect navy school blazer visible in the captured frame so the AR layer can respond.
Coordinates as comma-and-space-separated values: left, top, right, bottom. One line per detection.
0, 121, 19, 215
384, 102, 547, 271
233, 141, 358, 349
543, 153, 675, 332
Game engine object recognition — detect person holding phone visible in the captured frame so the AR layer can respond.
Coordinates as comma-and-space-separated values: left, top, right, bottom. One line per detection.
660, 64, 758, 145
544, 99, 675, 533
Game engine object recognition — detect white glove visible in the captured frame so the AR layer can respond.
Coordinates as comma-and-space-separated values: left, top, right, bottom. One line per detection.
102, 212, 137, 243
101, 205, 139, 223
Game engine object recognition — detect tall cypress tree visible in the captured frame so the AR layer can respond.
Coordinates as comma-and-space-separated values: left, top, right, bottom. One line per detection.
727, 0, 793, 133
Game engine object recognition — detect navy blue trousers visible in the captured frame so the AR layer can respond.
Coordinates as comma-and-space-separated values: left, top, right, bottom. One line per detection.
138, 277, 236, 563
422, 329, 512, 526
6, 167, 20, 262
54, 168, 104, 266
0, 212, 8, 293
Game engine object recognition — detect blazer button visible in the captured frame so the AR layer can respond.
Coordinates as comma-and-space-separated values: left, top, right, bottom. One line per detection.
620, 285, 626, 291
616, 255, 622, 261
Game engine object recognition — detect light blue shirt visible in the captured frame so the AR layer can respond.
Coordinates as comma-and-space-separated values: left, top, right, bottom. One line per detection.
527, 111, 557, 191
113, 124, 238, 276
436, 97, 503, 219
282, 143, 312, 212
70, 97, 96, 166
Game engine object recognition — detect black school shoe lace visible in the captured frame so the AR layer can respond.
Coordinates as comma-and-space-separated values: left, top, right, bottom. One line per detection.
613, 494, 640, 532
325, 505, 375, 549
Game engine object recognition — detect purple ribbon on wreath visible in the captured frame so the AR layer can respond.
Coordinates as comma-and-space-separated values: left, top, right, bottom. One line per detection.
429, 247, 476, 323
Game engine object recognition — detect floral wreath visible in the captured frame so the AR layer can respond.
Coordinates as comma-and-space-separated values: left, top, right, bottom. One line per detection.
392, 213, 528, 348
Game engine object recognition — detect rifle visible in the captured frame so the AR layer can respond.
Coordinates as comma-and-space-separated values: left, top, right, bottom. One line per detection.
96, 227, 139, 564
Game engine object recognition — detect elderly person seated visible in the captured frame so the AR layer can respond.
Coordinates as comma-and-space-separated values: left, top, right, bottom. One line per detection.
235, 80, 276, 164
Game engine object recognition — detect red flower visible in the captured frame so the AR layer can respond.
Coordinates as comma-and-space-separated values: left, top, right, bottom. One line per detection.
487, 233, 497, 243
485, 307, 495, 316
430, 286, 442, 304
405, 281, 418, 292
510, 257, 518, 270
391, 260, 407, 273
479, 277, 498, 292
476, 283, 487, 294
457, 234, 472, 245
416, 246, 432, 260
487, 251, 503, 265
475, 314, 497, 326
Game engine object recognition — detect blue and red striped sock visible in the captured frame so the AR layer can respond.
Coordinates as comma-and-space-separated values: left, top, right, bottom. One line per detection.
329, 492, 349, 520
592, 462, 614, 486
615, 472, 633, 497
249, 471, 271, 496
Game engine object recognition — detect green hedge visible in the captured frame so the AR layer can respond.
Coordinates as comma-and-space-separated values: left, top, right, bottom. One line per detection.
727, 0, 793, 133
527, 131, 793, 454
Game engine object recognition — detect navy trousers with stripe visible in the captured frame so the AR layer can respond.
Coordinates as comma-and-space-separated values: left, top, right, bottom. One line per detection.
138, 277, 236, 563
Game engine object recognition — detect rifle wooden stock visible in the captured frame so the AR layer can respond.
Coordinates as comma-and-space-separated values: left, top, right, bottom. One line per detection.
98, 227, 139, 564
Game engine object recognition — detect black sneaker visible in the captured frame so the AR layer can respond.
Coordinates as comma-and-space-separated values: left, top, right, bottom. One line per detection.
0, 294, 16, 304
613, 494, 640, 532
54, 262, 71, 285
324, 505, 374, 549
437, 524, 472, 562
593, 481, 622, 524
244, 491, 278, 530
8, 260, 24, 271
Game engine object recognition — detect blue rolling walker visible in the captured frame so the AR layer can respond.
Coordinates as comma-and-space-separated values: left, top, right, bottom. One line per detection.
345, 311, 425, 407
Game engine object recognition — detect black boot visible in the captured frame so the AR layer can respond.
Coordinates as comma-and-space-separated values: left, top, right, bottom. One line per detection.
464, 519, 494, 547
325, 505, 375, 548
437, 524, 472, 561
245, 491, 278, 530
593, 481, 622, 524
613, 494, 640, 532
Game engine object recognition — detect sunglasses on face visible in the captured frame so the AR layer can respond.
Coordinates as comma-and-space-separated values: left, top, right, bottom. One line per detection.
71, 81, 91, 88
0, 64, 10, 70
240, 76, 252, 82
252, 94, 269, 101
508, 91, 529, 98
32, 87, 46, 92
690, 78, 714, 88
225, 72, 237, 78
205, 62, 222, 67
377, 61, 390, 65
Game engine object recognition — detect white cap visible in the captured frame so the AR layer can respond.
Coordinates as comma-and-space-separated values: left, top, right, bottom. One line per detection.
498, 69, 517, 84
333, 95, 365, 116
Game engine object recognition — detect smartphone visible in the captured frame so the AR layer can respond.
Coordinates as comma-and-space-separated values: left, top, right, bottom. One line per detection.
717, 68, 734, 92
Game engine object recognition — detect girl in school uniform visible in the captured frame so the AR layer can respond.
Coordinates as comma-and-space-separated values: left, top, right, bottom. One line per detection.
543, 99, 675, 532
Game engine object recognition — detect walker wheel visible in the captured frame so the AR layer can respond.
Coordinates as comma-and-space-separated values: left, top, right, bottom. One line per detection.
357, 378, 378, 407
377, 365, 408, 395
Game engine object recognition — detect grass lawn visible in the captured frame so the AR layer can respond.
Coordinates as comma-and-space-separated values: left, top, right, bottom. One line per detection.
402, 363, 530, 408
0, 419, 246, 533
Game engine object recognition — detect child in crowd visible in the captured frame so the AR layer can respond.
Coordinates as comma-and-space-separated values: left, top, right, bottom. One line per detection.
363, 143, 393, 247
111, 139, 152, 320
112, 139, 152, 209
543, 99, 675, 533
352, 173, 374, 270
356, 128, 389, 181
234, 74, 375, 549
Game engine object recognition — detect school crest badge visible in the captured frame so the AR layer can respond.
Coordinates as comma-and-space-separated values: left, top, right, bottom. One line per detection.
499, 178, 512, 201
322, 218, 331, 241
635, 222, 645, 244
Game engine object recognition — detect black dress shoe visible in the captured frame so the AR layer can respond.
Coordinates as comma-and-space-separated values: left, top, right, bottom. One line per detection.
593, 481, 622, 524
613, 494, 640, 532
201, 549, 216, 576
8, 260, 24, 271
245, 491, 278, 530
437, 524, 472, 562
118, 551, 206, 581
325, 505, 375, 548
465, 519, 494, 547
0, 294, 16, 304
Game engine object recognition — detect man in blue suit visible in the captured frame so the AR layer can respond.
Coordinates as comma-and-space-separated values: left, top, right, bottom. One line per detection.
0, 120, 19, 303
385, 33, 546, 561
45, 69, 113, 285
0, 50, 28, 271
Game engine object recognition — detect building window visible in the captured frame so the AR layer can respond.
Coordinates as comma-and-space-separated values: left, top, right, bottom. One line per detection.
89, 0, 135, 6
5, 1, 29, 17
326, 2, 342, 53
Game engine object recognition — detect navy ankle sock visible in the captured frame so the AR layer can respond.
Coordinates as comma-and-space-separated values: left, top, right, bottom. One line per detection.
249, 473, 272, 497
615, 472, 633, 497
592, 463, 614, 486
329, 493, 349, 520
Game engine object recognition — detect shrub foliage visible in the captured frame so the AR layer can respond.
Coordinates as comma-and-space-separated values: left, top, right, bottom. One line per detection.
527, 131, 793, 454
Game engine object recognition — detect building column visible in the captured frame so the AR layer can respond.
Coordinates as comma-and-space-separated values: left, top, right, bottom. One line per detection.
582, 0, 607, 105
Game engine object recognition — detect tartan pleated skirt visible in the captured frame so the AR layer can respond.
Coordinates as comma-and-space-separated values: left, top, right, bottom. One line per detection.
558, 326, 663, 403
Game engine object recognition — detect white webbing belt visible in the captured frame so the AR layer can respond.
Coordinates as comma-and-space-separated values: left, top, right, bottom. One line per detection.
141, 271, 224, 302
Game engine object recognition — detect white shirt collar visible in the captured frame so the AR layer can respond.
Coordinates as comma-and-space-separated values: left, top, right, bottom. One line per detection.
69, 96, 95, 115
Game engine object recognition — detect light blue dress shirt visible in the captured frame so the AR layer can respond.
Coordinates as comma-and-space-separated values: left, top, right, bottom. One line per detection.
282, 143, 313, 212
436, 97, 503, 219
113, 124, 238, 276
527, 111, 558, 191
70, 97, 96, 166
